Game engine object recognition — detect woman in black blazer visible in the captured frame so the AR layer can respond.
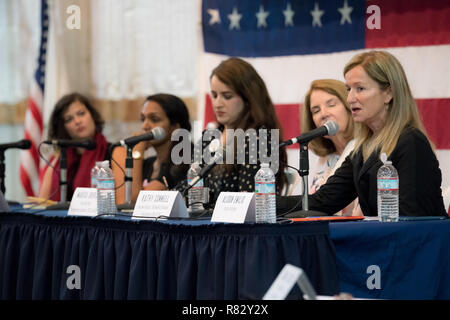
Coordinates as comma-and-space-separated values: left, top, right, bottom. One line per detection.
279, 51, 447, 218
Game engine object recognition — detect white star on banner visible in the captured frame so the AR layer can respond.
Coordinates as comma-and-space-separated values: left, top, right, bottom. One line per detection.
311, 2, 324, 27
228, 7, 242, 30
283, 3, 295, 27
256, 5, 269, 28
207, 8, 221, 25
338, 0, 353, 25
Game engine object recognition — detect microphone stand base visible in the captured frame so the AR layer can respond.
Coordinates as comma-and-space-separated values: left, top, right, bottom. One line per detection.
284, 210, 328, 219
188, 208, 213, 219
46, 202, 71, 210
117, 203, 135, 212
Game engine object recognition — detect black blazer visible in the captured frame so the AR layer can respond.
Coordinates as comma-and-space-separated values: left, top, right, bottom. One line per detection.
278, 127, 447, 217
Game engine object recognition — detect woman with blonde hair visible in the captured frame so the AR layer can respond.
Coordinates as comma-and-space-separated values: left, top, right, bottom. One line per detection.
279, 51, 447, 217
301, 79, 359, 215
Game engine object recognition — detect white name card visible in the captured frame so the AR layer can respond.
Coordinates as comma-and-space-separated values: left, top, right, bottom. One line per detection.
263, 264, 317, 300
211, 192, 255, 223
132, 190, 188, 219
68, 187, 98, 217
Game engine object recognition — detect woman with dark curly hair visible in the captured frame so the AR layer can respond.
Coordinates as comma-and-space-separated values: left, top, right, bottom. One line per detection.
39, 92, 109, 201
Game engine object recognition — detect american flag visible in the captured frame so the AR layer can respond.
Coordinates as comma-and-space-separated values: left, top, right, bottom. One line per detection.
200, 0, 450, 190
19, 0, 49, 197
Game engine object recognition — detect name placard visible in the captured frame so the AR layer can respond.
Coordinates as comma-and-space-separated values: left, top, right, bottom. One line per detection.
68, 187, 98, 217
263, 264, 317, 300
211, 192, 255, 223
132, 191, 188, 219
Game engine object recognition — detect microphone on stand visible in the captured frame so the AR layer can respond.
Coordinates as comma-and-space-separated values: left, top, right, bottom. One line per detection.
43, 139, 97, 150
279, 121, 339, 219
111, 127, 166, 148
0, 139, 32, 151
115, 127, 166, 212
280, 120, 339, 147
45, 138, 97, 210
0, 139, 32, 195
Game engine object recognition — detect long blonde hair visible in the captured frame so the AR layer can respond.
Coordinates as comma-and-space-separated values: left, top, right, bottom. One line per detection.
302, 79, 354, 157
344, 51, 429, 160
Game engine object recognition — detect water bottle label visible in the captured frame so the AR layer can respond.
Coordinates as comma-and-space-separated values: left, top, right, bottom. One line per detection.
377, 178, 399, 190
91, 177, 97, 187
188, 178, 203, 188
255, 182, 275, 194
98, 179, 114, 189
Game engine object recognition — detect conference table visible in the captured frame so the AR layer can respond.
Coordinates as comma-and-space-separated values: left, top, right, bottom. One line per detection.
0, 208, 339, 300
1, 206, 448, 300
330, 217, 450, 300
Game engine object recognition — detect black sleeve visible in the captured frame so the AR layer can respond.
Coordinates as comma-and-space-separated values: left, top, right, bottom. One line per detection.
277, 155, 357, 216
391, 129, 447, 217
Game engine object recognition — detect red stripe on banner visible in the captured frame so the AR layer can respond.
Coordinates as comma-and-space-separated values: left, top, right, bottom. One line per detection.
19, 165, 35, 197
204, 94, 216, 129
24, 131, 40, 167
28, 98, 44, 132
417, 98, 450, 150
366, 0, 450, 48
274, 104, 300, 149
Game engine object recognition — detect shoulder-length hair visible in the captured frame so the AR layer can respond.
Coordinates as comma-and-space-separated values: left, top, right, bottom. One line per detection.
344, 51, 429, 160
302, 79, 354, 157
48, 92, 104, 140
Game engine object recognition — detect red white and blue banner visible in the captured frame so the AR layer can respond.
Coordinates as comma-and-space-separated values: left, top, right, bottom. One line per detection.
20, 0, 49, 196
200, 0, 450, 189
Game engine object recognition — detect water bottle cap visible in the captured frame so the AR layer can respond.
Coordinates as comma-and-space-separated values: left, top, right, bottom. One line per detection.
380, 153, 387, 164
101, 160, 110, 168
261, 163, 269, 168
191, 162, 201, 169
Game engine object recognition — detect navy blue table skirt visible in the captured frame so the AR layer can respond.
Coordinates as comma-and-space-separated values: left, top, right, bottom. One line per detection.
0, 211, 339, 300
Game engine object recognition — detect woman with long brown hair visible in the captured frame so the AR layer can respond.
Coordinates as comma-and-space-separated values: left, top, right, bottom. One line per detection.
202, 57, 287, 206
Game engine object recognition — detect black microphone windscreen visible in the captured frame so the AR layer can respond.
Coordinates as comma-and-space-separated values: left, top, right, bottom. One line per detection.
20, 139, 32, 149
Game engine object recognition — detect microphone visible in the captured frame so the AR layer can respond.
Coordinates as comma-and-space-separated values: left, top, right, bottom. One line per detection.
43, 139, 97, 150
0, 139, 32, 151
280, 120, 339, 147
111, 127, 166, 148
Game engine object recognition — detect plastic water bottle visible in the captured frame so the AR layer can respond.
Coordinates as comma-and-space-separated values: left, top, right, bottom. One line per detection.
90, 161, 102, 188
377, 153, 399, 222
96, 160, 117, 215
187, 162, 205, 213
255, 163, 276, 223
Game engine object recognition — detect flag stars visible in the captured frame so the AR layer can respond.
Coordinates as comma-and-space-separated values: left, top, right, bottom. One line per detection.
207, 8, 221, 25
228, 7, 242, 30
256, 5, 269, 28
338, 0, 353, 25
311, 2, 324, 27
283, 3, 295, 27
